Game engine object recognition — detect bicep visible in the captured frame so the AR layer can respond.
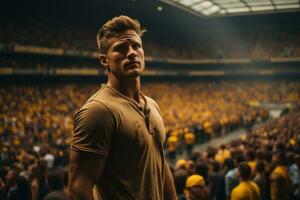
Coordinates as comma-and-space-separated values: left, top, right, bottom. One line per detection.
67, 150, 106, 199
68, 150, 106, 184
68, 101, 115, 199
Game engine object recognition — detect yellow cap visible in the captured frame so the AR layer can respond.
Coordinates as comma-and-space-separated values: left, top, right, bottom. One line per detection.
167, 136, 178, 143
175, 159, 187, 170
186, 175, 205, 188
13, 139, 20, 146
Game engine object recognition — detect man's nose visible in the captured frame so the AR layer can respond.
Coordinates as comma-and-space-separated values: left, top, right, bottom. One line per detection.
127, 45, 137, 58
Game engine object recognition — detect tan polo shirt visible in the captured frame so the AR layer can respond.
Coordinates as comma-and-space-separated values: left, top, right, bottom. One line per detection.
71, 85, 166, 200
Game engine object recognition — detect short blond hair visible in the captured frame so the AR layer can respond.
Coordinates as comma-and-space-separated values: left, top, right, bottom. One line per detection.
96, 15, 146, 54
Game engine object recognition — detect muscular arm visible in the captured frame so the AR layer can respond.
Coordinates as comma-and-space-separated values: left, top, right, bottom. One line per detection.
66, 150, 106, 200
66, 100, 115, 200
164, 162, 178, 200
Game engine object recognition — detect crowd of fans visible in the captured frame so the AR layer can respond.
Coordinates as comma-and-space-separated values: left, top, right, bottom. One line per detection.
0, 58, 99, 70
173, 110, 300, 200
145, 81, 299, 133
1, 19, 300, 59
0, 19, 96, 51
0, 81, 299, 199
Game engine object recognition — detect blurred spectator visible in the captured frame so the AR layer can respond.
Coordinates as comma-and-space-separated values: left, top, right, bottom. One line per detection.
231, 162, 261, 200
210, 160, 226, 200
289, 155, 300, 200
184, 175, 208, 200
253, 161, 267, 200
7, 176, 31, 200
43, 170, 67, 200
270, 151, 291, 200
225, 155, 245, 199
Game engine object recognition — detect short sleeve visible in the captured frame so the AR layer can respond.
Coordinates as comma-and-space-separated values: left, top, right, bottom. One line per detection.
71, 100, 115, 157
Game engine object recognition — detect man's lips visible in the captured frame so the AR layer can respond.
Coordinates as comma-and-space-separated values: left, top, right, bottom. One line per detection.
125, 61, 140, 68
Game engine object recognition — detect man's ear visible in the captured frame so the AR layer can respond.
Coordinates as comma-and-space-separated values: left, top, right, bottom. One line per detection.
99, 54, 109, 68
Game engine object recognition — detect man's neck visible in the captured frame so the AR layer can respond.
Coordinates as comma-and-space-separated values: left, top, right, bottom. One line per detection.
107, 76, 142, 103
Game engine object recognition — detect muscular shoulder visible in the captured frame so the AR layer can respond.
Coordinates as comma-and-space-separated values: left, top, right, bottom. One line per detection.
71, 99, 117, 156
75, 86, 118, 125
144, 96, 161, 113
74, 100, 114, 130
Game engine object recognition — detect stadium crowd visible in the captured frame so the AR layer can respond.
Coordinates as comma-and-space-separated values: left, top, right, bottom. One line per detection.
0, 58, 98, 70
173, 110, 300, 200
0, 81, 299, 199
1, 19, 300, 59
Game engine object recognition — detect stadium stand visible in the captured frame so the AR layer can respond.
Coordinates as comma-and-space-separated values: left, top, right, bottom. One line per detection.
1, 19, 300, 59
0, 81, 299, 199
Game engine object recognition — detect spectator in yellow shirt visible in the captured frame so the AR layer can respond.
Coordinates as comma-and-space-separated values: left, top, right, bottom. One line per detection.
184, 175, 208, 200
270, 150, 291, 200
215, 144, 231, 165
184, 132, 195, 155
166, 135, 179, 162
246, 149, 257, 177
231, 162, 261, 200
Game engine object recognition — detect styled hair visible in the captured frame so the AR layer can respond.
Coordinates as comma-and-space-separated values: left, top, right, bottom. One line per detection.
255, 161, 265, 173
96, 15, 146, 54
238, 162, 251, 180
247, 149, 256, 161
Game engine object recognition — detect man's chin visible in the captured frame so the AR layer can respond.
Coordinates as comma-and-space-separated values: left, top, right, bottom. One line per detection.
127, 72, 143, 78
126, 68, 143, 76
111, 68, 144, 78
118, 70, 143, 78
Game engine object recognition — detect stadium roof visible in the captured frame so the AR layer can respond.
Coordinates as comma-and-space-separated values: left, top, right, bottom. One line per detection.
161, 0, 300, 17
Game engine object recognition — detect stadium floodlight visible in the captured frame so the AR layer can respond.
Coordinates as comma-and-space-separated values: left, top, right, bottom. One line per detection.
251, 5, 276, 11
191, 1, 213, 11
245, 0, 271, 7
215, 2, 245, 9
219, 9, 226, 14
200, 1, 213, 8
273, 0, 298, 3
276, 4, 300, 10
178, 0, 203, 7
207, 5, 221, 13
160, 0, 300, 17
201, 5, 220, 15
157, 6, 164, 11
227, 7, 250, 13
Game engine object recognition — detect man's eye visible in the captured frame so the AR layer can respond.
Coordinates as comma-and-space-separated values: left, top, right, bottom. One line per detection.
115, 45, 126, 52
133, 43, 141, 49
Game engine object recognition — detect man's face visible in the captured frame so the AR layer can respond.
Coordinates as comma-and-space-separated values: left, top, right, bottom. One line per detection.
185, 187, 204, 200
101, 30, 145, 78
272, 153, 279, 162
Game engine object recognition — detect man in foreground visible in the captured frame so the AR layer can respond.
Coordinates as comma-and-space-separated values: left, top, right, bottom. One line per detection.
66, 15, 177, 200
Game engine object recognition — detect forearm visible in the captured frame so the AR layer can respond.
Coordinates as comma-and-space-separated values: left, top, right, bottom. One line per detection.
164, 162, 178, 200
